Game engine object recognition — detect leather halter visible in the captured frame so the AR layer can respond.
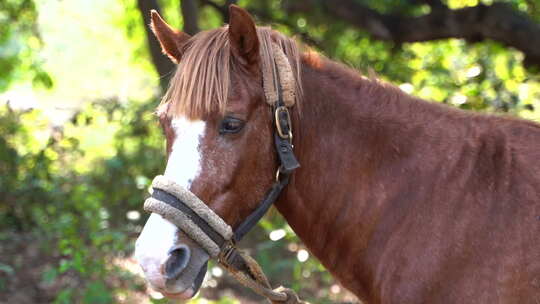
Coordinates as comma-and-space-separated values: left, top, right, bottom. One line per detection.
232, 66, 300, 242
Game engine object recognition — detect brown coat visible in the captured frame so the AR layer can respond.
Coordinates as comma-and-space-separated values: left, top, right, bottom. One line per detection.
277, 56, 540, 303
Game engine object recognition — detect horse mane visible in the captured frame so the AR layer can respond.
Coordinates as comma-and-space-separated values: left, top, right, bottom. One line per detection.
161, 26, 303, 119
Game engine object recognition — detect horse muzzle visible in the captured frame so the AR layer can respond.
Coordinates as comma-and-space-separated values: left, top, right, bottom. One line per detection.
136, 175, 236, 299
137, 171, 296, 301
135, 212, 209, 299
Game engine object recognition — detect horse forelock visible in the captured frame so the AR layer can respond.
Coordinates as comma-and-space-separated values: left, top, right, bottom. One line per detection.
160, 26, 304, 120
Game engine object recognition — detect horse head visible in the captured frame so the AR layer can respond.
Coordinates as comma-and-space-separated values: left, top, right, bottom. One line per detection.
135, 5, 301, 300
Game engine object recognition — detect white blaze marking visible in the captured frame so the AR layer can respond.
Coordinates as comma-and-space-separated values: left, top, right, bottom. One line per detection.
164, 118, 205, 187
135, 117, 205, 288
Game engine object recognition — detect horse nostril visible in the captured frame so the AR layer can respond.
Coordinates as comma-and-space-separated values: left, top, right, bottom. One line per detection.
164, 244, 191, 280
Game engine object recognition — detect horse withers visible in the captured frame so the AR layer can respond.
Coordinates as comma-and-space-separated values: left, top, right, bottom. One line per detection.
135, 5, 540, 303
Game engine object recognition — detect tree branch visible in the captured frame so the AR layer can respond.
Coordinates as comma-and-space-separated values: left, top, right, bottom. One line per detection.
136, 0, 175, 91
287, 0, 540, 68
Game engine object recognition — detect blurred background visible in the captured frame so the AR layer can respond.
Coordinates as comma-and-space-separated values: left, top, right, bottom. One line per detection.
1, 0, 540, 303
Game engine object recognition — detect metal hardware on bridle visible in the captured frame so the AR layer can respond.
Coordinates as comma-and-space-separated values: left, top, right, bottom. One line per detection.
143, 43, 304, 304
275, 106, 293, 140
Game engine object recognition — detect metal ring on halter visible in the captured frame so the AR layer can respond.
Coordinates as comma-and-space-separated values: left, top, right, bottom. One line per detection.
218, 240, 237, 265
275, 106, 293, 140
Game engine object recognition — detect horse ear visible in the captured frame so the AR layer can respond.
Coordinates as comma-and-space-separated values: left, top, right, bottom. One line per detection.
228, 5, 259, 66
150, 10, 191, 64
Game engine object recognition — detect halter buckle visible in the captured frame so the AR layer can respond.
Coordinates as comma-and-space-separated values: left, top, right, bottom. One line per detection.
275, 106, 293, 140
218, 240, 237, 265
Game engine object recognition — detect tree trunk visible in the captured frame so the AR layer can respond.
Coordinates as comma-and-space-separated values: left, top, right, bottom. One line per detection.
181, 0, 200, 35
136, 0, 176, 92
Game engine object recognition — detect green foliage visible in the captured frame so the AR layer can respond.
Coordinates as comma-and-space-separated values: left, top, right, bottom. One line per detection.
0, 99, 163, 303
0, 0, 53, 91
246, 0, 540, 119
117, 0, 158, 75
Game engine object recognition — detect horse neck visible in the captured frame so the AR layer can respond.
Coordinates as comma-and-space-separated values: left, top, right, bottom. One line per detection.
274, 56, 436, 296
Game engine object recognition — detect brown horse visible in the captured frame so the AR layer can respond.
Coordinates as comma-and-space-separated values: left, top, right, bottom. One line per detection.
135, 5, 540, 303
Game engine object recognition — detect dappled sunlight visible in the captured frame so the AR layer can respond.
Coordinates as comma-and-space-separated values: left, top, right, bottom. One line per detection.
31, 0, 158, 117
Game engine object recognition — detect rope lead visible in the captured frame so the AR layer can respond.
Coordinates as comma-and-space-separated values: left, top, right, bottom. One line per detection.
219, 250, 307, 304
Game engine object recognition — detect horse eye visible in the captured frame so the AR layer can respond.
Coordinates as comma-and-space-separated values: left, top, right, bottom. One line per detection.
219, 117, 244, 134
